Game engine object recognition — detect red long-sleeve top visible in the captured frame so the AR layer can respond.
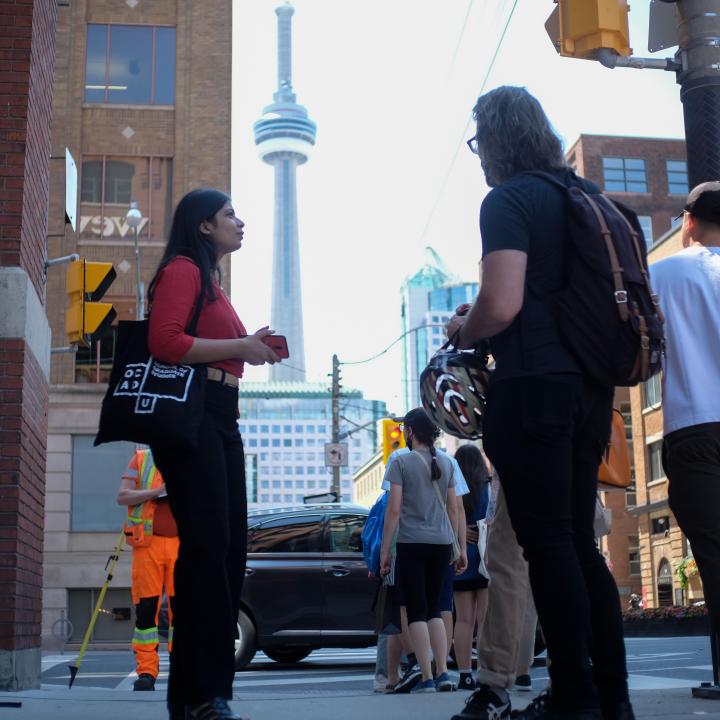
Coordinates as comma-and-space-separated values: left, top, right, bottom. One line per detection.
148, 256, 247, 378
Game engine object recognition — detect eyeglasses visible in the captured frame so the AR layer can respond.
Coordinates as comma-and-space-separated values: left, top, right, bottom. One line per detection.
466, 136, 479, 155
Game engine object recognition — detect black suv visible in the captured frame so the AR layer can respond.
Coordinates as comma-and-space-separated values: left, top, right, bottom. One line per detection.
234, 504, 376, 669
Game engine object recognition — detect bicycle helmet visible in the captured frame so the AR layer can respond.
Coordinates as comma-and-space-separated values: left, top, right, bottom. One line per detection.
419, 340, 491, 440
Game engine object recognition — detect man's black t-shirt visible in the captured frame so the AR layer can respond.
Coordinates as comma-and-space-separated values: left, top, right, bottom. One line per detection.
480, 168, 599, 381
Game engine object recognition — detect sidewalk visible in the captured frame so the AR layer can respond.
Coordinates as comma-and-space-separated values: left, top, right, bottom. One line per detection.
3, 686, 720, 720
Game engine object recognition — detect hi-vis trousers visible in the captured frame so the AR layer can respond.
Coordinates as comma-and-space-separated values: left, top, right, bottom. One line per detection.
131, 534, 179, 678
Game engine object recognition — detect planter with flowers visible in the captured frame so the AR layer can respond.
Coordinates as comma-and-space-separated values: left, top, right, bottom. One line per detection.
623, 604, 709, 637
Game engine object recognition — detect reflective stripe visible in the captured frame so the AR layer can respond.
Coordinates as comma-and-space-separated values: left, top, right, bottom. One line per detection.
132, 626, 159, 645
128, 450, 160, 528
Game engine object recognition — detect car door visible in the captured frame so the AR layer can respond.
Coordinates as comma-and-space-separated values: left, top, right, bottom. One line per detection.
321, 512, 376, 635
242, 513, 324, 642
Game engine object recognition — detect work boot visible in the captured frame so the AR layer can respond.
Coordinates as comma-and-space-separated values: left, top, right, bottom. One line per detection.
186, 697, 248, 720
133, 673, 156, 691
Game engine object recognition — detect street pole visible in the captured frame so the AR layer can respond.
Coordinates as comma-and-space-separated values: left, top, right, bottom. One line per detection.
331, 354, 340, 500
133, 226, 142, 320
126, 201, 143, 320
676, 0, 720, 187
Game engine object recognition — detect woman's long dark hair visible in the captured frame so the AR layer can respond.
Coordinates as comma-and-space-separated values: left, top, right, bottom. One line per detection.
454, 444, 489, 517
404, 408, 442, 480
472, 86, 566, 187
148, 188, 230, 305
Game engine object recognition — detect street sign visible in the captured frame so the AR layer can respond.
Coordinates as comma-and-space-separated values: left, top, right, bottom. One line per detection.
648, 0, 678, 53
324, 442, 348, 467
65, 148, 77, 231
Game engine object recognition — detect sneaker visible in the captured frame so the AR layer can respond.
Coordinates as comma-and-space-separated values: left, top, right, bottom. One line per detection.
393, 665, 422, 694
412, 678, 437, 693
511, 691, 601, 720
600, 702, 635, 720
186, 697, 246, 720
436, 671, 456, 692
458, 673, 476, 691
133, 673, 155, 691
451, 684, 511, 720
514, 674, 533, 692
511, 690, 550, 719
373, 673, 389, 693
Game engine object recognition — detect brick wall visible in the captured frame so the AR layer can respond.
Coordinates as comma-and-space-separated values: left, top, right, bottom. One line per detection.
0, 0, 57, 678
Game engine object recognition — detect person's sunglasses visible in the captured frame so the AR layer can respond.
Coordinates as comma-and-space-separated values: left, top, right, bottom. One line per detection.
466, 136, 479, 155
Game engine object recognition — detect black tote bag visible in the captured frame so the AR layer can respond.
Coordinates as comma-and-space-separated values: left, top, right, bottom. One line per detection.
94, 299, 207, 449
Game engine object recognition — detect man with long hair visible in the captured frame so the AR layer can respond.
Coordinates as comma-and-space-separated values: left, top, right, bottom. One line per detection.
446, 87, 633, 720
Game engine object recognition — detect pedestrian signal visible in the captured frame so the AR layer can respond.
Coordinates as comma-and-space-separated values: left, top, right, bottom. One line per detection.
65, 259, 117, 346
546, 0, 631, 60
382, 419, 406, 465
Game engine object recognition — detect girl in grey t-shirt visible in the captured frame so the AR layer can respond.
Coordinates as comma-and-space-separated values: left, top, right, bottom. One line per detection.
380, 408, 464, 692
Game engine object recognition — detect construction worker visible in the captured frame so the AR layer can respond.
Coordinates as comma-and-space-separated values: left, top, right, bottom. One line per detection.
117, 447, 179, 692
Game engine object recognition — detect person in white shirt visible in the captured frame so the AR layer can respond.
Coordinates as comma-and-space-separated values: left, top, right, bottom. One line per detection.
650, 180, 720, 635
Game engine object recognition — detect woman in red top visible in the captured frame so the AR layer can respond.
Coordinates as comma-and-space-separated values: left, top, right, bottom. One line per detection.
148, 189, 279, 720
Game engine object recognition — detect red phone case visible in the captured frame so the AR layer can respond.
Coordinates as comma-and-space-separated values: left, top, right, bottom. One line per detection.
263, 335, 289, 359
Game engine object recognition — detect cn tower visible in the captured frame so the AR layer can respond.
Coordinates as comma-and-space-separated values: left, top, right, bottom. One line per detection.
254, 2, 316, 382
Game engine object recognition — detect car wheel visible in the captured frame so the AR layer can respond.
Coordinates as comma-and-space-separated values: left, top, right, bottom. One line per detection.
234, 610, 257, 670
263, 646, 313, 664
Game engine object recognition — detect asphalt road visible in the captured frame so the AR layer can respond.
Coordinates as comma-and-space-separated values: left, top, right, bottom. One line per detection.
41, 635, 716, 696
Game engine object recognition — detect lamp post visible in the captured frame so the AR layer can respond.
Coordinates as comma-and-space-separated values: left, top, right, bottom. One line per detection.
126, 201, 143, 320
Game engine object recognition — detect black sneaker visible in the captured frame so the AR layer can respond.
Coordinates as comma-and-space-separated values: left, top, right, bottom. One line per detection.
511, 690, 550, 719
511, 691, 601, 720
393, 664, 422, 694
186, 697, 246, 720
451, 684, 511, 720
514, 674, 532, 692
600, 702, 635, 720
133, 673, 156, 691
458, 673, 476, 691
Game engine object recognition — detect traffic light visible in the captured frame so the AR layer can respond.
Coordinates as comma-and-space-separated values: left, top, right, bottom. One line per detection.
65, 259, 117, 346
382, 418, 406, 465
545, 0, 631, 61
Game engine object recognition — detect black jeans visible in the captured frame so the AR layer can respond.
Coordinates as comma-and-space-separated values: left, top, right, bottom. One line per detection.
663, 423, 720, 632
396, 542, 451, 624
151, 381, 247, 707
483, 374, 627, 712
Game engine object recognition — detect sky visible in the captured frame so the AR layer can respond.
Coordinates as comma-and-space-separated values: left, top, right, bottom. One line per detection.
230, 0, 685, 415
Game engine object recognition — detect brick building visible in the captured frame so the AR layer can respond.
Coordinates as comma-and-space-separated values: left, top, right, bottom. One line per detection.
42, 0, 232, 648
0, 0, 58, 691
566, 134, 688, 607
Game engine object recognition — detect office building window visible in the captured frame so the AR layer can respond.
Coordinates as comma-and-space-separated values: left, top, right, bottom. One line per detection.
625, 483, 637, 508
284, 425, 292, 433
71, 436, 134, 531
666, 160, 689, 195
637, 216, 653, 249
643, 374, 661, 409
261, 439, 269, 447
260, 425, 269, 433
602, 157, 648, 193
652, 515, 671, 535
647, 441, 664, 483
283, 439, 292, 447
79, 156, 173, 243
271, 439, 280, 447
85, 24, 175, 105
628, 535, 640, 576
272, 425, 280, 433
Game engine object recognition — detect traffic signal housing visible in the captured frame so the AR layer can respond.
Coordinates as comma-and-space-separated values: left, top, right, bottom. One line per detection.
545, 0, 631, 61
65, 259, 117, 346
382, 419, 406, 465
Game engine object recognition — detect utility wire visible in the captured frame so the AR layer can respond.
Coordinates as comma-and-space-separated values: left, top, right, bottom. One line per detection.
445, 0, 476, 81
341, 323, 447, 366
418, 0, 520, 247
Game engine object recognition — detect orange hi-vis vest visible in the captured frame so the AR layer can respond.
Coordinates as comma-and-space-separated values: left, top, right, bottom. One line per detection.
124, 449, 164, 548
